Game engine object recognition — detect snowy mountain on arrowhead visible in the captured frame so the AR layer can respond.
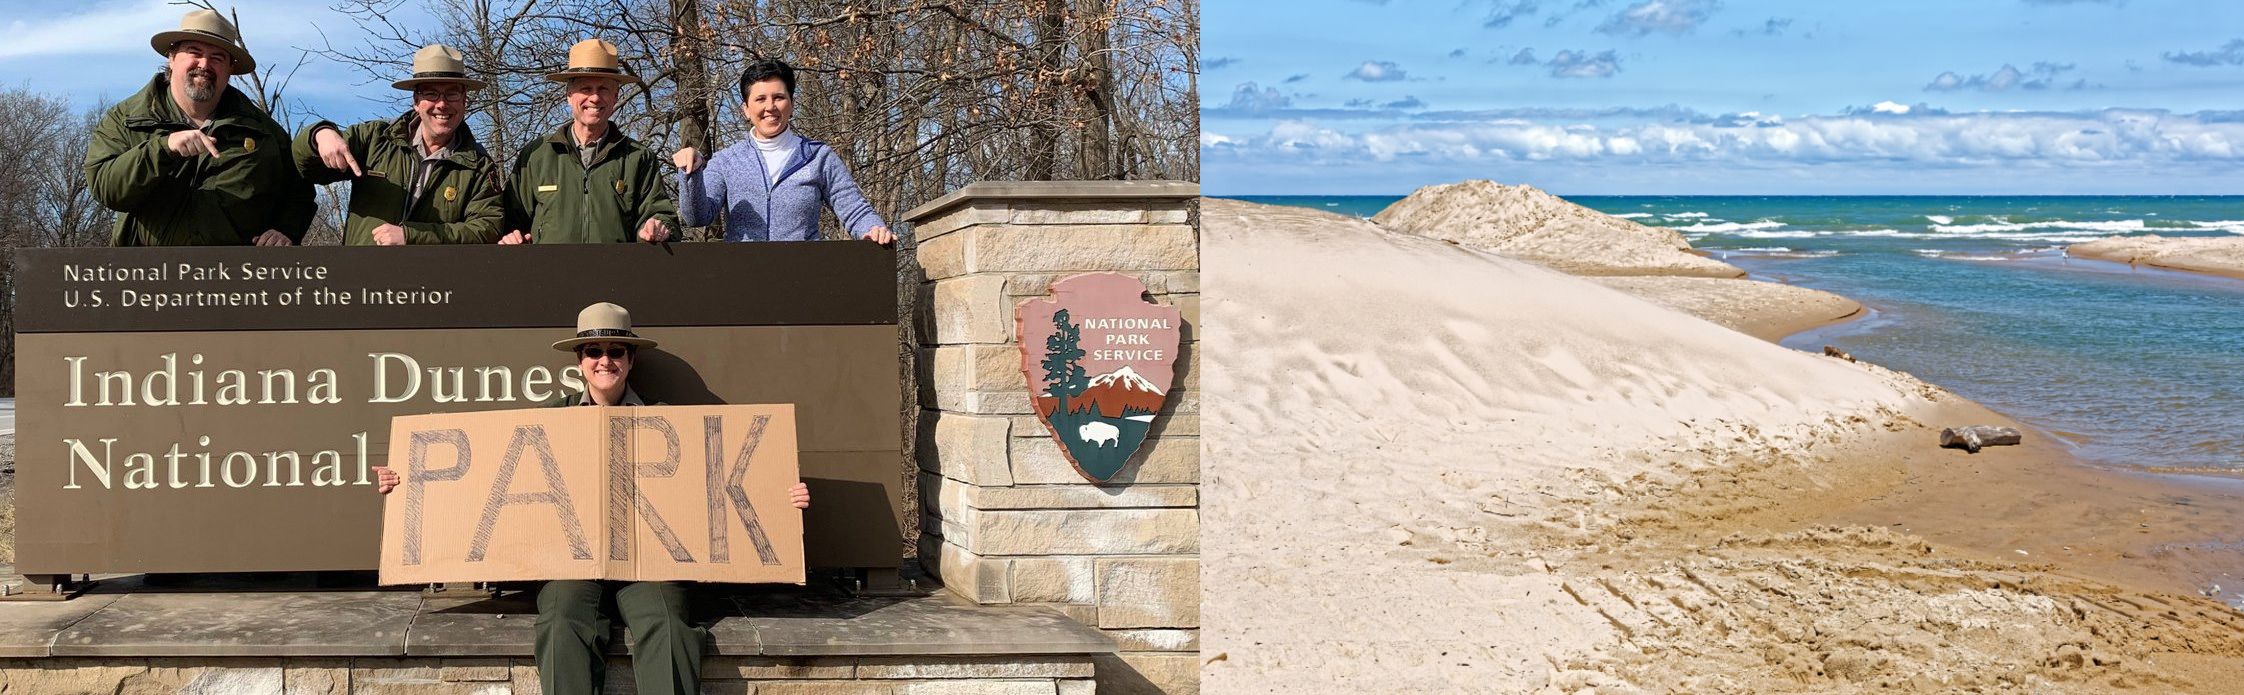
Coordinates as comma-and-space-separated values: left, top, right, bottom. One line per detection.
1037, 366, 1168, 419
1087, 366, 1162, 394
1075, 366, 1167, 417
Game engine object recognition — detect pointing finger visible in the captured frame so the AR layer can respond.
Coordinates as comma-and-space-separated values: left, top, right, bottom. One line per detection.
346, 152, 362, 178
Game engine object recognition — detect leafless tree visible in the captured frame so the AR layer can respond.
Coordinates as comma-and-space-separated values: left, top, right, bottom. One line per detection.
0, 93, 110, 396
313, 0, 1197, 231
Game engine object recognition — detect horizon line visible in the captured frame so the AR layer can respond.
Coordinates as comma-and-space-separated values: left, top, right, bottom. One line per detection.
1212, 193, 2244, 198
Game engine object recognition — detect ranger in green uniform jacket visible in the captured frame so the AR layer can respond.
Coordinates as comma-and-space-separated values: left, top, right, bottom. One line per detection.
292, 45, 503, 245
293, 113, 502, 245
500, 39, 676, 245
503, 125, 677, 244
87, 71, 314, 246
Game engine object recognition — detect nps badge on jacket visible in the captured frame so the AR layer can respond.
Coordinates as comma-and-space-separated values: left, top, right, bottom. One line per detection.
1015, 273, 1182, 482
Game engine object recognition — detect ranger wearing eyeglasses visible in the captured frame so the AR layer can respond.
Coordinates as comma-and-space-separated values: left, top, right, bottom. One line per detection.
291, 44, 504, 245
374, 301, 812, 695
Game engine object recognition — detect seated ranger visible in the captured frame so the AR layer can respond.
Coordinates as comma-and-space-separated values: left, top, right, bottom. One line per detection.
377, 302, 812, 695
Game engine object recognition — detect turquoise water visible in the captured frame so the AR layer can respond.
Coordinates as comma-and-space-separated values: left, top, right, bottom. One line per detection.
1233, 195, 2244, 472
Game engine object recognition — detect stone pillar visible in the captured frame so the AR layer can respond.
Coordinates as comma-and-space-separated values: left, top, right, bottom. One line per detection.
904, 181, 1200, 695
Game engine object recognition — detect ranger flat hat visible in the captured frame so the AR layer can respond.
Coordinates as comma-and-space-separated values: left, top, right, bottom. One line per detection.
544, 39, 640, 85
151, 9, 256, 72
393, 44, 487, 91
553, 302, 658, 351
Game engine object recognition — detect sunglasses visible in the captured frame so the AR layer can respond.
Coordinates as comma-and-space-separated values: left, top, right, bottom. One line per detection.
577, 345, 633, 360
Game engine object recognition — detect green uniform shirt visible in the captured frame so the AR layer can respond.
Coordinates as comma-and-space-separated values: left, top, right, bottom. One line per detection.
504, 124, 677, 244
292, 111, 504, 245
85, 72, 315, 246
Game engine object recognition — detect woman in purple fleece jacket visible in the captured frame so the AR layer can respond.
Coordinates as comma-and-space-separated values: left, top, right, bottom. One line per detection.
673, 59, 897, 245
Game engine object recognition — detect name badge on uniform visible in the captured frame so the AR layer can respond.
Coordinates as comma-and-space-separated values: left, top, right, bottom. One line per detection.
537, 184, 558, 193
614, 180, 626, 195
443, 186, 457, 202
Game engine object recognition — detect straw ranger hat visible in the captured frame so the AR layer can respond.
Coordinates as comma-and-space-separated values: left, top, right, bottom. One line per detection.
151, 9, 256, 72
553, 302, 658, 352
544, 39, 640, 85
393, 44, 486, 91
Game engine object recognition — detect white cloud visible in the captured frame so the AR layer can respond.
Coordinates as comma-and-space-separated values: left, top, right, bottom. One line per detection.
1924, 62, 2077, 92
2164, 38, 2244, 67
1596, 0, 1721, 37
0, 1, 325, 61
0, 0, 180, 60
1547, 49, 1621, 78
1345, 60, 1408, 82
1225, 82, 1292, 112
1206, 109, 2244, 169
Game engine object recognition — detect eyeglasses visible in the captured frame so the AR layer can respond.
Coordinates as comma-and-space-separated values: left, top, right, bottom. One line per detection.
578, 345, 633, 360
415, 90, 468, 103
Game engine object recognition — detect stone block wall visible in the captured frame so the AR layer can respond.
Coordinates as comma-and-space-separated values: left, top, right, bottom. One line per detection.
903, 181, 1200, 695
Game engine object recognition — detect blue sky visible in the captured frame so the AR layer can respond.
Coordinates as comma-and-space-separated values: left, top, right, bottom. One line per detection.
0, 0, 445, 128
1203, 0, 2244, 195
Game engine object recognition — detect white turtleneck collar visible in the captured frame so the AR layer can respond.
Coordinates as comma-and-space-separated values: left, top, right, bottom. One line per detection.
752, 129, 801, 184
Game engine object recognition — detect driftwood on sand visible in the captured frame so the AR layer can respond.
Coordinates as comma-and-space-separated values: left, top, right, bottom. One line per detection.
1940, 426, 2022, 453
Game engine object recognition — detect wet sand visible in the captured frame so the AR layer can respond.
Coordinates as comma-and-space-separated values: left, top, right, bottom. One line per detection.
2069, 235, 2244, 282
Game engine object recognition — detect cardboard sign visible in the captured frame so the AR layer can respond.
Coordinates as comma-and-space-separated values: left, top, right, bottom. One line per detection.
379, 405, 805, 585
1016, 273, 1183, 482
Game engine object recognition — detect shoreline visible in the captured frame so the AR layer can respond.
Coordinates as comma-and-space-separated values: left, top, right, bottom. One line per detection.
1759, 265, 2244, 608
1205, 196, 2244, 692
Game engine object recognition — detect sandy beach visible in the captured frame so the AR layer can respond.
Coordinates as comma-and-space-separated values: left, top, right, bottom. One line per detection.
1201, 198, 2244, 693
2068, 235, 2244, 282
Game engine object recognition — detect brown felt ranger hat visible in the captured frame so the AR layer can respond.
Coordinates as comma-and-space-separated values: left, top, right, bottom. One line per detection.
151, 9, 256, 72
392, 44, 487, 91
544, 39, 641, 85
552, 302, 658, 352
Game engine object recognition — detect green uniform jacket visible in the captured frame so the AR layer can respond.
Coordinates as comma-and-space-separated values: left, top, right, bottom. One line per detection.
504, 125, 677, 244
85, 72, 315, 246
542, 387, 649, 407
292, 112, 504, 245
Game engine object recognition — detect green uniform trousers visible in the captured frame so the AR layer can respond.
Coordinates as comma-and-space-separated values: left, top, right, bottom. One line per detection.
533, 580, 704, 695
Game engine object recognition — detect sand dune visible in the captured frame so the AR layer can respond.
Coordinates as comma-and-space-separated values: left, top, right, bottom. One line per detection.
1371, 180, 1744, 278
2069, 235, 2244, 281
1368, 181, 1860, 340
1201, 198, 2244, 694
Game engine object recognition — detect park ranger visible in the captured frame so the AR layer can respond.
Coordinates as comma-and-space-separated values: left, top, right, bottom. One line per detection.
86, 9, 313, 246
375, 302, 812, 695
500, 39, 677, 244
293, 44, 504, 245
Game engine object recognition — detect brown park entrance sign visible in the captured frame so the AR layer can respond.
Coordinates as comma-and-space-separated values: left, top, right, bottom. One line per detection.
1015, 273, 1183, 482
380, 405, 805, 586
10, 243, 901, 575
